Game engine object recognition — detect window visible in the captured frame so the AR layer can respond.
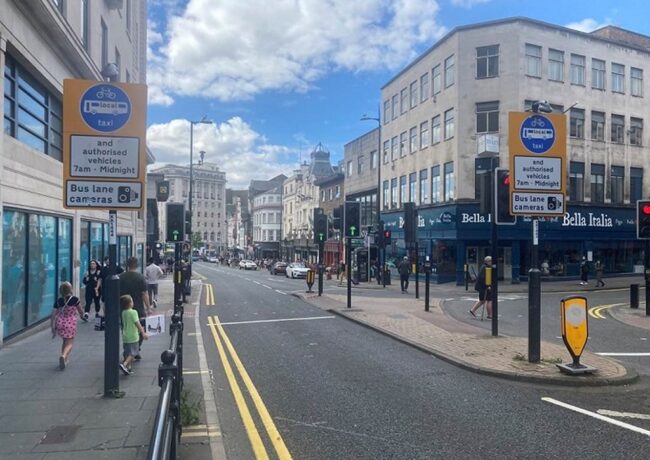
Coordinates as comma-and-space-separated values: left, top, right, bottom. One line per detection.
419, 169, 428, 205
383, 100, 390, 124
400, 88, 408, 115
548, 49, 564, 81
444, 55, 455, 87
444, 109, 454, 140
391, 136, 398, 161
432, 65, 441, 95
610, 165, 624, 204
611, 114, 625, 144
591, 111, 605, 141
431, 166, 440, 203
399, 176, 407, 206
570, 108, 585, 138
329, 188, 333, 200
592, 59, 605, 90
410, 81, 418, 108
476, 101, 499, 133
631, 68, 643, 97
81, 0, 89, 49
347, 160, 353, 177
420, 121, 429, 148
431, 115, 441, 144
101, 18, 108, 69
357, 155, 364, 175
383, 180, 390, 209
409, 173, 417, 203
370, 150, 377, 169
570, 54, 585, 85
391, 94, 398, 120
399, 132, 407, 157
420, 73, 429, 102
631, 167, 643, 203
631, 118, 643, 146
409, 127, 417, 153
335, 185, 340, 198
476, 45, 499, 78
443, 162, 454, 201
4, 56, 63, 159
383, 140, 390, 164
320, 190, 325, 201
525, 44, 542, 77
391, 178, 398, 208
612, 63, 625, 93
591, 163, 604, 203
570, 162, 585, 199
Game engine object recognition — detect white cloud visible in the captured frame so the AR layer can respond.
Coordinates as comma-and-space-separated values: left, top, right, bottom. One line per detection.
147, 118, 298, 188
450, 0, 490, 8
565, 18, 609, 33
148, 0, 446, 105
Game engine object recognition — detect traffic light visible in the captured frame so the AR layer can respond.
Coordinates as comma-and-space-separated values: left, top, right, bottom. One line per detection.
332, 205, 342, 230
344, 201, 361, 238
637, 200, 650, 239
313, 209, 328, 244
383, 229, 392, 246
404, 202, 417, 243
156, 180, 170, 202
166, 203, 185, 242
375, 221, 385, 247
495, 168, 516, 225
185, 210, 192, 236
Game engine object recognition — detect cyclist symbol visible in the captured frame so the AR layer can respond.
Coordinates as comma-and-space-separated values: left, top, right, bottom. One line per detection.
530, 117, 546, 128
95, 87, 116, 100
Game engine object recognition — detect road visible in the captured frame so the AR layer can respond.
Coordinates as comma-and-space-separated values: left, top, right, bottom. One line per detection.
194, 262, 650, 459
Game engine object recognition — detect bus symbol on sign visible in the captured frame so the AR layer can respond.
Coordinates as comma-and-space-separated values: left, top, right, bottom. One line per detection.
79, 84, 131, 133
520, 115, 555, 154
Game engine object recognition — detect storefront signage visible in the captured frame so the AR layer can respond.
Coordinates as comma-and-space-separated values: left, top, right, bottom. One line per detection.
477, 134, 499, 155
562, 212, 614, 228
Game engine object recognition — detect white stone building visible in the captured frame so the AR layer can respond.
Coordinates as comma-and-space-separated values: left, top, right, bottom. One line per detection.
0, 0, 149, 343
250, 175, 286, 259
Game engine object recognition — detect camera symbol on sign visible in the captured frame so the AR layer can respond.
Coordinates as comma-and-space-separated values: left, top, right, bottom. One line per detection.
117, 186, 139, 204
547, 196, 561, 211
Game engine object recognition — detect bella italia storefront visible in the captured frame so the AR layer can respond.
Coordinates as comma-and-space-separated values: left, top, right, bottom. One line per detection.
382, 203, 642, 285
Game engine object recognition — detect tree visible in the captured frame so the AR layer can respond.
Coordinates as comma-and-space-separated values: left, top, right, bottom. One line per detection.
191, 232, 203, 249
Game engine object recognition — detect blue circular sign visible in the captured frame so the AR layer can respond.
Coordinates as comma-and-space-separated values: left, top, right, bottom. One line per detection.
520, 114, 555, 154
79, 84, 131, 132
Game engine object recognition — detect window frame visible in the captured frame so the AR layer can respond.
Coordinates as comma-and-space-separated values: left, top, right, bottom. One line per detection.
476, 101, 499, 134
444, 108, 454, 140
631, 67, 643, 97
420, 73, 429, 102
420, 121, 429, 149
432, 65, 441, 95
591, 111, 605, 142
525, 43, 542, 78
548, 48, 564, 82
409, 80, 418, 109
569, 108, 585, 139
591, 58, 606, 90
476, 44, 499, 79
570, 54, 586, 86
444, 55, 455, 88
611, 114, 625, 144
612, 63, 625, 93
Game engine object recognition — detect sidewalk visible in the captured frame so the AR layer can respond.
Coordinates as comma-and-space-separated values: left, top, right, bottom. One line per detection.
0, 279, 204, 459
297, 276, 641, 386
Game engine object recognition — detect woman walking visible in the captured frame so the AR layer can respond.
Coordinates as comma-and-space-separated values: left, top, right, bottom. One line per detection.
51, 281, 84, 370
82, 260, 102, 321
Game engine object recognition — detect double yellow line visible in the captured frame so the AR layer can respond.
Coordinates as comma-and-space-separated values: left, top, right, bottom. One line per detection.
207, 315, 292, 460
205, 283, 215, 306
588, 303, 624, 319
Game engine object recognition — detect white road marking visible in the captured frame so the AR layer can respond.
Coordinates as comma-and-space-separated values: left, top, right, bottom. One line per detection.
262, 284, 272, 289
595, 352, 650, 357
253, 281, 261, 285
542, 397, 650, 437
597, 409, 650, 420
275, 290, 287, 295
217, 316, 335, 326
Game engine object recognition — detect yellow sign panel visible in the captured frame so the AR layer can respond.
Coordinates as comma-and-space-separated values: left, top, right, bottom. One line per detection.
62, 79, 147, 210
560, 296, 588, 359
508, 112, 567, 216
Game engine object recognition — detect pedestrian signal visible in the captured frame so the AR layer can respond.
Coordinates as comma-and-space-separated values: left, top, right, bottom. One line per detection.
344, 201, 360, 238
637, 200, 650, 239
383, 229, 392, 246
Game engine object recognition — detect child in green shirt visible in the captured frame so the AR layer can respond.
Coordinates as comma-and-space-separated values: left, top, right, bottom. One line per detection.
120, 295, 148, 375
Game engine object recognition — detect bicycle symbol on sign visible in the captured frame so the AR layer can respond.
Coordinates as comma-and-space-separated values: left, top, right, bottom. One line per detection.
95, 86, 117, 100
530, 117, 546, 128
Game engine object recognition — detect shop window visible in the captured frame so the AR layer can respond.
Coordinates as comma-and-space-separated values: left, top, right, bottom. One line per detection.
591, 163, 605, 203
444, 162, 454, 201
2, 211, 27, 337
476, 101, 499, 133
569, 161, 584, 202
610, 166, 624, 204
570, 108, 585, 138
591, 111, 605, 141
477, 45, 499, 79
431, 166, 440, 204
631, 167, 643, 202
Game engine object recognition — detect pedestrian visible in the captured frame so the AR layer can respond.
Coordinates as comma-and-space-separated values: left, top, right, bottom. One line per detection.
144, 257, 164, 308
119, 294, 148, 375
119, 257, 151, 360
469, 256, 493, 319
399, 256, 411, 293
595, 260, 605, 287
181, 259, 191, 302
580, 257, 589, 285
51, 281, 84, 370
82, 259, 102, 321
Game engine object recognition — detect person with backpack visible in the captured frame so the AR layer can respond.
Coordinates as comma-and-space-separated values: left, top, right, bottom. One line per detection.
469, 256, 493, 319
399, 256, 411, 293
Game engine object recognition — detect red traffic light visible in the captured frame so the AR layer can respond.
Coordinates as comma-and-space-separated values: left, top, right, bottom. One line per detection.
503, 174, 511, 186
643, 205, 650, 215
383, 230, 391, 238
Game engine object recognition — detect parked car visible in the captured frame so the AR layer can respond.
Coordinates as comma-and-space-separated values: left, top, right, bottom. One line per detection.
270, 262, 287, 275
207, 255, 218, 263
239, 259, 257, 270
286, 263, 309, 279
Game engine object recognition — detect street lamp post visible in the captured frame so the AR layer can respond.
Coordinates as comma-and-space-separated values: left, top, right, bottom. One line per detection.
189, 117, 213, 277
362, 106, 382, 283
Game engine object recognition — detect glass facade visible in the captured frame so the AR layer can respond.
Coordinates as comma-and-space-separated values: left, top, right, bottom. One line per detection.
2, 210, 71, 338
79, 220, 109, 286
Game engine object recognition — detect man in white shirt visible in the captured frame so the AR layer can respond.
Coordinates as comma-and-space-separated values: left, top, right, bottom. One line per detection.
144, 257, 164, 308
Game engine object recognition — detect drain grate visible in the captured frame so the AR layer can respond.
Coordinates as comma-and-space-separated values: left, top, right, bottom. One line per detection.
40, 425, 81, 444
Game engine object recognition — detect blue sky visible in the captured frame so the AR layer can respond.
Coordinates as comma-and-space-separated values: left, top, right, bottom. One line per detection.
146, 0, 647, 187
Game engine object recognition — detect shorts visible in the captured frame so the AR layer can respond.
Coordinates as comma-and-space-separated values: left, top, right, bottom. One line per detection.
478, 288, 492, 301
123, 341, 139, 359
147, 284, 158, 297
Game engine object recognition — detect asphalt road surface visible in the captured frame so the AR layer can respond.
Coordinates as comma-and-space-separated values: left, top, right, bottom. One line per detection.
195, 262, 650, 459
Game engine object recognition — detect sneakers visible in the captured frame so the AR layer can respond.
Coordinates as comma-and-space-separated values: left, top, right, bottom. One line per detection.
469, 310, 477, 318
119, 363, 130, 375
134, 354, 142, 361
153, 299, 158, 309
59, 356, 66, 370
82, 313, 89, 322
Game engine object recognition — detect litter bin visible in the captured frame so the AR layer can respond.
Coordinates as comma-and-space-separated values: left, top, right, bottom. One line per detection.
631, 284, 639, 309
383, 268, 391, 285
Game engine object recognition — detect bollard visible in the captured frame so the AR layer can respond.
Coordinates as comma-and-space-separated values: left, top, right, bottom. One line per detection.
631, 284, 639, 309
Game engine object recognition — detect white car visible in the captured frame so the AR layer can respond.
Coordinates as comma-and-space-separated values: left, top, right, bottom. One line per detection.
207, 256, 218, 263
286, 263, 310, 279
239, 259, 257, 270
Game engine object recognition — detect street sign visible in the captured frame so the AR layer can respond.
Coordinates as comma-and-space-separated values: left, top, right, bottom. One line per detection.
508, 112, 566, 217
63, 79, 147, 210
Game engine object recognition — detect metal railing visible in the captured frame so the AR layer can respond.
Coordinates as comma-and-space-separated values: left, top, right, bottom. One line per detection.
147, 309, 184, 460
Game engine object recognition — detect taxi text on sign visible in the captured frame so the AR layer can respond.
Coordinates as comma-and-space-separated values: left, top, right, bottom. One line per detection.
63, 79, 147, 210
560, 296, 589, 360
508, 112, 567, 216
